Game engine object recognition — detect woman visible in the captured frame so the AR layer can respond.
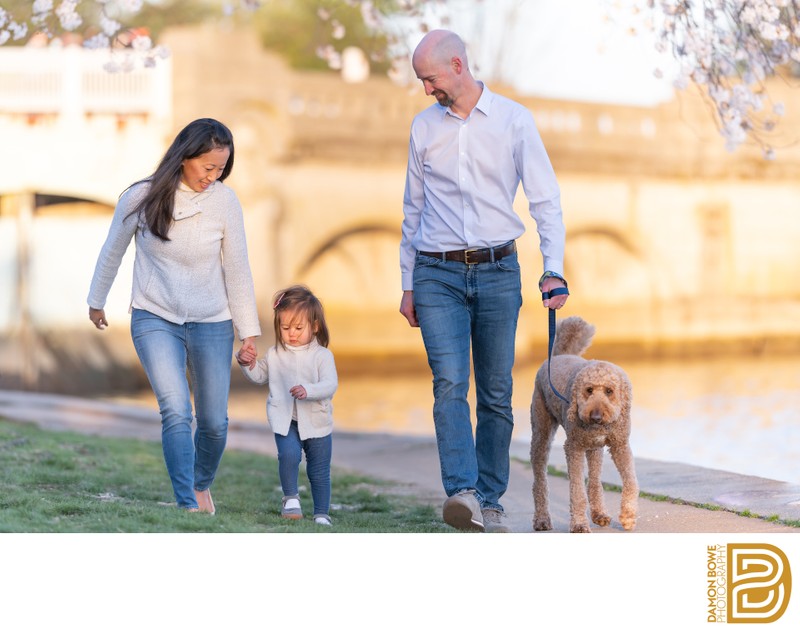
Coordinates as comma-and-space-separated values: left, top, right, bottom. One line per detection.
87, 118, 261, 513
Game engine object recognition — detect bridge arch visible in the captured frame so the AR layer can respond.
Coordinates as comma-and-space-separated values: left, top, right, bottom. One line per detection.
295, 223, 400, 311
563, 225, 663, 305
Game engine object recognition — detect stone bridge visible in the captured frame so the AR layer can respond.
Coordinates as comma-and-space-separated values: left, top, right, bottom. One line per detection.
2, 25, 800, 393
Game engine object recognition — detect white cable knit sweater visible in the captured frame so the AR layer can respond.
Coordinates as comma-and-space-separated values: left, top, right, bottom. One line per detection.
240, 339, 337, 440
87, 180, 261, 340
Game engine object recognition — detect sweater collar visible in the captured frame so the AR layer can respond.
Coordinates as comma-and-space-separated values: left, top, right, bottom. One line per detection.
283, 339, 319, 353
177, 180, 216, 199
174, 181, 216, 220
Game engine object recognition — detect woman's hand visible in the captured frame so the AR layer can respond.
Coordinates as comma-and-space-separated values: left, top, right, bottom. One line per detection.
237, 336, 258, 368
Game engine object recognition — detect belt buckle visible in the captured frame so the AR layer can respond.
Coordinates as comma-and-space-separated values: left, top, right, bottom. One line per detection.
463, 248, 480, 265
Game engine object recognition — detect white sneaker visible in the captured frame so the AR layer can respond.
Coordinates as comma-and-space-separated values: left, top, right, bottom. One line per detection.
281, 496, 302, 520
314, 515, 332, 526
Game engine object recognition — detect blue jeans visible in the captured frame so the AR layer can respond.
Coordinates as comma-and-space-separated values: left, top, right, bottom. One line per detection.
131, 309, 234, 509
413, 251, 522, 511
274, 421, 332, 517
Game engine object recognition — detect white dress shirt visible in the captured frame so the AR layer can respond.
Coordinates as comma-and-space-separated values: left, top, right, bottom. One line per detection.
400, 83, 565, 291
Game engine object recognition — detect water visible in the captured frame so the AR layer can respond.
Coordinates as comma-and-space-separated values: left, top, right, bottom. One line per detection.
320, 354, 800, 484
112, 353, 800, 485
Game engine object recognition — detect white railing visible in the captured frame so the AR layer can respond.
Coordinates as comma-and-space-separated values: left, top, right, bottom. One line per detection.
0, 45, 171, 119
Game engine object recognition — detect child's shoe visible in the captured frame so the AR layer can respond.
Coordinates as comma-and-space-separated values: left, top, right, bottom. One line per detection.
314, 514, 332, 526
281, 495, 303, 520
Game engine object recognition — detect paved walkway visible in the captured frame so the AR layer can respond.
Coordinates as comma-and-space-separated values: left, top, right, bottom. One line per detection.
1, 389, 799, 532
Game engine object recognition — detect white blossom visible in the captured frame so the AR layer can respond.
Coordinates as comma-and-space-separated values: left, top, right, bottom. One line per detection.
100, 15, 121, 37
84, 33, 111, 49
331, 20, 346, 40
360, 1, 382, 30
10, 21, 28, 40
33, 0, 54, 15
115, 0, 144, 14
56, 1, 82, 31
131, 34, 152, 52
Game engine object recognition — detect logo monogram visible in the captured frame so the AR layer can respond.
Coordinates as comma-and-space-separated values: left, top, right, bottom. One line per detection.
728, 544, 792, 623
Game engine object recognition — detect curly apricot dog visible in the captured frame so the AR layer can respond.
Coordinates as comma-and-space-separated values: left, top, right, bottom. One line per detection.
530, 316, 638, 533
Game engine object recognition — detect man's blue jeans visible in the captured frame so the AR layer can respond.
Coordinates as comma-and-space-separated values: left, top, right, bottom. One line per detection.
413, 251, 522, 511
131, 309, 234, 509
274, 421, 332, 517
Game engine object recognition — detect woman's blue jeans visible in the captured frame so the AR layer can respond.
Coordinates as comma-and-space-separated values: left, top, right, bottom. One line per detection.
274, 421, 332, 517
131, 309, 234, 509
413, 251, 522, 511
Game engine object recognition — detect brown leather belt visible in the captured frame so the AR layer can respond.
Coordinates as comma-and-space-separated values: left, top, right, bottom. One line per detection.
419, 240, 516, 265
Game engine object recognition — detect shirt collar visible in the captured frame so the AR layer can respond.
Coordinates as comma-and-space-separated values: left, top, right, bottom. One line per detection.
474, 82, 492, 116
442, 81, 492, 120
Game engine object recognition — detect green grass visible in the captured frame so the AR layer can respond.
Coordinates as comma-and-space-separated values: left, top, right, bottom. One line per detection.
0, 418, 448, 533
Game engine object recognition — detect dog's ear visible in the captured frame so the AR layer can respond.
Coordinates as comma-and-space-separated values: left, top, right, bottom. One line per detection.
565, 377, 580, 427
618, 370, 633, 433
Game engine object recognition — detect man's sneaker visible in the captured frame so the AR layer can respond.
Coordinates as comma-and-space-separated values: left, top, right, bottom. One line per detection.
281, 496, 303, 520
482, 508, 512, 533
442, 490, 485, 532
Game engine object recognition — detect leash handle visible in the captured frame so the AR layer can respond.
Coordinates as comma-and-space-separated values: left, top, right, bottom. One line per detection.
542, 287, 570, 404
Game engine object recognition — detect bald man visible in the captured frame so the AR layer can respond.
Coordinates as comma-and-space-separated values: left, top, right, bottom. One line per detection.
399, 29, 567, 533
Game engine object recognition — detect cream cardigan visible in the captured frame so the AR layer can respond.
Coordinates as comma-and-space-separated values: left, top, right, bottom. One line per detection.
87, 180, 261, 340
240, 339, 337, 439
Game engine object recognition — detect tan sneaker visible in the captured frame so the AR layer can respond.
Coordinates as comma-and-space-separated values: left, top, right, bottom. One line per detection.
442, 490, 485, 532
482, 508, 511, 533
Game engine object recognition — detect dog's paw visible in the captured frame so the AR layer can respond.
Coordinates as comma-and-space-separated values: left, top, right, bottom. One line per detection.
591, 510, 611, 527
620, 513, 637, 531
569, 522, 592, 533
533, 516, 553, 531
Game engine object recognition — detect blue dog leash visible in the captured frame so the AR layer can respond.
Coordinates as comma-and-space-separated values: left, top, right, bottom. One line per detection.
542, 286, 571, 404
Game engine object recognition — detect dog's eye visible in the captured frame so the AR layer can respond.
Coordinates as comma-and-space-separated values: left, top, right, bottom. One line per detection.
605, 387, 613, 396
586, 387, 593, 395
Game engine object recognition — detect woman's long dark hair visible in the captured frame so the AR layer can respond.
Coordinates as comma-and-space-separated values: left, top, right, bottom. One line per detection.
128, 118, 235, 241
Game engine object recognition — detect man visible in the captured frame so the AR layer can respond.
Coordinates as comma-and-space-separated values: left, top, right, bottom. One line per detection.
399, 29, 568, 533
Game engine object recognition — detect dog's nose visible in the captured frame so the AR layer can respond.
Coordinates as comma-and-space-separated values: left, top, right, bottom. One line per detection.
590, 409, 604, 423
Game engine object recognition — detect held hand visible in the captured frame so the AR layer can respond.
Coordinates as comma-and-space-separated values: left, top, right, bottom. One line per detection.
541, 277, 569, 310
89, 307, 108, 330
290, 385, 307, 400
235, 350, 255, 367
237, 336, 258, 368
399, 290, 419, 327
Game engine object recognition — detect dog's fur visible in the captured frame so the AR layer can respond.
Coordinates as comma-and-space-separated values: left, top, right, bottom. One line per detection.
530, 316, 638, 533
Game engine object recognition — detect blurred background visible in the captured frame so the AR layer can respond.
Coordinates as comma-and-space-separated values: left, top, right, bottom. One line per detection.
1, 0, 799, 482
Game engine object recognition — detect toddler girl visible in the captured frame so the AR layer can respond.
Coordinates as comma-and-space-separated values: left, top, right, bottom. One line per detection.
236, 285, 337, 526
